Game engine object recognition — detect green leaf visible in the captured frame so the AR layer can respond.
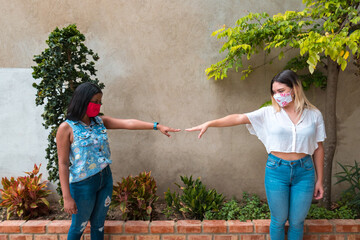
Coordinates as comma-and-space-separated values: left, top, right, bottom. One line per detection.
40, 197, 50, 207
278, 51, 284, 60
341, 61, 347, 71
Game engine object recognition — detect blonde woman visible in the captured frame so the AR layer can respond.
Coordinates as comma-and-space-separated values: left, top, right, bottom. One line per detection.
186, 70, 326, 240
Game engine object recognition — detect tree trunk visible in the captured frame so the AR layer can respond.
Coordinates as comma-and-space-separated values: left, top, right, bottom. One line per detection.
321, 58, 340, 208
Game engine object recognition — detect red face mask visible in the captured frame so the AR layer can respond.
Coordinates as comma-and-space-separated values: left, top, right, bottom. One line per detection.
86, 102, 101, 117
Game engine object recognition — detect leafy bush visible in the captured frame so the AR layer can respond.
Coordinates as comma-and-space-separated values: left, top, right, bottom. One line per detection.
306, 161, 360, 220
205, 198, 241, 220
306, 204, 336, 219
112, 171, 158, 220
32, 24, 105, 196
306, 204, 357, 219
164, 176, 225, 220
335, 161, 360, 211
238, 192, 270, 220
0, 164, 51, 220
205, 192, 270, 221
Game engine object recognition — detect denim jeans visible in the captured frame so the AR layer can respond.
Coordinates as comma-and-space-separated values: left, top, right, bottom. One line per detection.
68, 165, 113, 240
265, 153, 315, 240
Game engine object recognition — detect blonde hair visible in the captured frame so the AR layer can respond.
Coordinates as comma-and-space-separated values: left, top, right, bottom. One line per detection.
271, 70, 317, 114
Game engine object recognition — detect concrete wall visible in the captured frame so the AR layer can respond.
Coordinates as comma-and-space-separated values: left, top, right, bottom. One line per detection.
1, 0, 359, 200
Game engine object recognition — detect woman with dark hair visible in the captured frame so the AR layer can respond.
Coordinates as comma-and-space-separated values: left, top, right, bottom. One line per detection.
186, 70, 325, 240
56, 82, 180, 240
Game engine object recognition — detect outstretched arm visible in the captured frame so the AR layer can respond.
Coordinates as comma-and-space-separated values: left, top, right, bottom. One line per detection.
101, 116, 181, 137
185, 114, 250, 138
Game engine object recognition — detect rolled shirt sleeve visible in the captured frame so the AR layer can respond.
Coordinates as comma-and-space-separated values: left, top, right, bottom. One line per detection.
245, 106, 268, 142
315, 110, 326, 142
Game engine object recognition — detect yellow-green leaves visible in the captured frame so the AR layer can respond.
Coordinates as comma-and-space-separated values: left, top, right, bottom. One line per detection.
299, 28, 359, 72
241, 66, 253, 80
211, 27, 226, 37
279, 51, 284, 60
307, 53, 320, 74
207, 0, 359, 80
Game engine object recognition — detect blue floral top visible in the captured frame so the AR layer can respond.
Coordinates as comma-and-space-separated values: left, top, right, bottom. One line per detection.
65, 116, 112, 183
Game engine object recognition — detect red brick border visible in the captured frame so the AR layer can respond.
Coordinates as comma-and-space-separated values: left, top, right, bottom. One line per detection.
0, 219, 359, 240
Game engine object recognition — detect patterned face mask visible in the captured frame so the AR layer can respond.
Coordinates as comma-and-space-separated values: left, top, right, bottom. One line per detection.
273, 90, 293, 107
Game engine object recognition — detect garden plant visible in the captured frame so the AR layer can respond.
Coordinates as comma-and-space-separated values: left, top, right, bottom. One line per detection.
0, 164, 51, 220
164, 175, 225, 220
0, 165, 358, 221
32, 24, 105, 196
112, 171, 159, 220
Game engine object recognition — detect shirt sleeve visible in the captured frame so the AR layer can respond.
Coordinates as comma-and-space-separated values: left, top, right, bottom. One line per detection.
245, 107, 268, 139
315, 110, 326, 142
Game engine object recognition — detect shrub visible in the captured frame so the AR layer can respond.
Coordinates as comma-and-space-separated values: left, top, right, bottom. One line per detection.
306, 204, 336, 219
335, 161, 360, 211
0, 164, 51, 220
205, 198, 241, 220
164, 176, 225, 220
237, 192, 270, 220
112, 171, 158, 220
334, 205, 358, 219
205, 192, 270, 221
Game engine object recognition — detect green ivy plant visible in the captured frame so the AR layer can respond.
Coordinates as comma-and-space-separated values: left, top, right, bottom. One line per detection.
204, 192, 270, 221
32, 24, 105, 196
205, 198, 241, 220
306, 204, 357, 219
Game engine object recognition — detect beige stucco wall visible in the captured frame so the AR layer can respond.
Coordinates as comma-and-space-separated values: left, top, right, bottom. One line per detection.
1, 0, 359, 201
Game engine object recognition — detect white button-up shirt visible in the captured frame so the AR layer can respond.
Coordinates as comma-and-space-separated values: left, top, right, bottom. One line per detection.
245, 106, 326, 155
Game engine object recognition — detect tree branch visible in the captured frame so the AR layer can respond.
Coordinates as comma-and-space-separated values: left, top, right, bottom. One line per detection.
251, 48, 294, 71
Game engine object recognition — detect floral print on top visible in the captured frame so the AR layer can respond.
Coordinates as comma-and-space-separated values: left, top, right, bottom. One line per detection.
65, 116, 112, 183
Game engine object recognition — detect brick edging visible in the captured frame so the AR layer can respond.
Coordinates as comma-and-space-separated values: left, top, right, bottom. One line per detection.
0, 219, 359, 240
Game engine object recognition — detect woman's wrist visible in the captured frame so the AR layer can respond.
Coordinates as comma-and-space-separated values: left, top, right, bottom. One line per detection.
63, 194, 73, 201
316, 179, 323, 185
153, 122, 159, 130
205, 121, 211, 128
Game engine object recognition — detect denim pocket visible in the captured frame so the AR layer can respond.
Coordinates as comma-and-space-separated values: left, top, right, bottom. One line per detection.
266, 159, 278, 169
99, 128, 108, 140
301, 158, 314, 171
78, 132, 92, 147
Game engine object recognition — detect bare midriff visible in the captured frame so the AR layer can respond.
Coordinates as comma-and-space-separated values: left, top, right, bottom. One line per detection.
270, 151, 308, 161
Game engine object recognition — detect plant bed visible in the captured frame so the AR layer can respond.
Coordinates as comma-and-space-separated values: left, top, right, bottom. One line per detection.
0, 199, 181, 222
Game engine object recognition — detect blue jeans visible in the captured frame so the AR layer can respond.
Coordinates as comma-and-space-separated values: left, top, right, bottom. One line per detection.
68, 165, 113, 240
265, 154, 315, 240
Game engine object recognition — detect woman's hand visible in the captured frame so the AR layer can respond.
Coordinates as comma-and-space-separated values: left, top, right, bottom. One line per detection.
313, 180, 324, 200
63, 196, 78, 215
157, 125, 181, 137
185, 122, 209, 139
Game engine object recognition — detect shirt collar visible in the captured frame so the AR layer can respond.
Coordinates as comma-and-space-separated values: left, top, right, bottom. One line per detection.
280, 107, 308, 126
73, 118, 96, 127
